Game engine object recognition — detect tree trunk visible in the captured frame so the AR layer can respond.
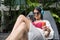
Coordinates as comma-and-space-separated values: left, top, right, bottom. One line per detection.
1, 9, 6, 32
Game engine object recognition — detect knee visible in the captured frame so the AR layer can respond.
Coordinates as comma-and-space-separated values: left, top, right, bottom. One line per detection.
17, 15, 25, 21
18, 15, 25, 18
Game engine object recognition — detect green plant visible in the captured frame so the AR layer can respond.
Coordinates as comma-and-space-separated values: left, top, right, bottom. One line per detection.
26, 0, 40, 14
51, 12, 60, 23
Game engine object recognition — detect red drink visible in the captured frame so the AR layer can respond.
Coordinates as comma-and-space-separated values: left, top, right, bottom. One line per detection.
41, 22, 46, 27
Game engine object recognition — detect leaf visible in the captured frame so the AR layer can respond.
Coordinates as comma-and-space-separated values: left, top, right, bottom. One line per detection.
52, 13, 59, 18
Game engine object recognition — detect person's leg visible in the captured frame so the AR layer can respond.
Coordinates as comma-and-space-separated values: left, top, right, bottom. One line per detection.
12, 15, 31, 32
13, 22, 28, 40
19, 22, 28, 40
6, 22, 28, 40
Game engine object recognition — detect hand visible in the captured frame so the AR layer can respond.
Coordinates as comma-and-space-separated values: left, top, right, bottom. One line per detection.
42, 26, 48, 31
42, 26, 51, 37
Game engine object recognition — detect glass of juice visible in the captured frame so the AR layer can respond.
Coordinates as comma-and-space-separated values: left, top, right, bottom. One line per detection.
42, 22, 46, 27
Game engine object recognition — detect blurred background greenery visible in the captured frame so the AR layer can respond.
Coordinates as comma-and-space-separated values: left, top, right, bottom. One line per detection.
0, 0, 60, 34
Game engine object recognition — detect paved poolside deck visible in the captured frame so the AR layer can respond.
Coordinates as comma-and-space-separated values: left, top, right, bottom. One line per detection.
0, 33, 10, 40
